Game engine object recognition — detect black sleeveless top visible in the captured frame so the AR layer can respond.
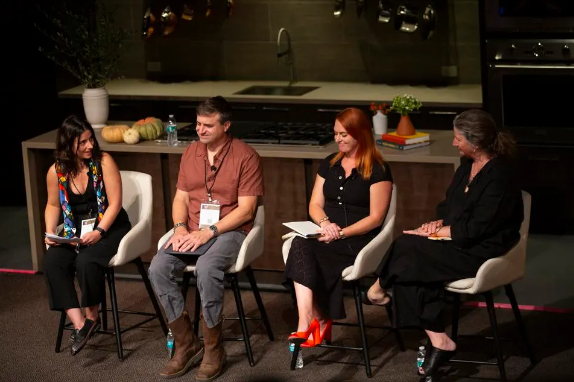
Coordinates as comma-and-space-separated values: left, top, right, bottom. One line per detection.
67, 172, 130, 232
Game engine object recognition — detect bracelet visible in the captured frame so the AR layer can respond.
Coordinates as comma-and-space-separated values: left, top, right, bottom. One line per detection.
339, 230, 346, 240
173, 222, 188, 231
318, 216, 330, 225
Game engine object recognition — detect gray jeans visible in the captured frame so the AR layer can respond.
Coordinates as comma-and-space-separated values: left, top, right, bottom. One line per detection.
148, 230, 245, 328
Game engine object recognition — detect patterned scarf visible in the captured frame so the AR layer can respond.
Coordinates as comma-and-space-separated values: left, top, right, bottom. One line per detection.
56, 160, 108, 238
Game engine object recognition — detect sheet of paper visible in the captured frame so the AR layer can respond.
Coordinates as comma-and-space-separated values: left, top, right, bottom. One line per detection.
282, 221, 323, 239
45, 233, 82, 244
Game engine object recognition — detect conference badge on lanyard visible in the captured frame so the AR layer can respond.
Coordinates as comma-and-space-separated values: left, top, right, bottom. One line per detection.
80, 217, 96, 238
199, 199, 220, 229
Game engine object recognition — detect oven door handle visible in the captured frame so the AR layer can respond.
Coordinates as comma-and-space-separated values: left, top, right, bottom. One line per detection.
491, 64, 574, 69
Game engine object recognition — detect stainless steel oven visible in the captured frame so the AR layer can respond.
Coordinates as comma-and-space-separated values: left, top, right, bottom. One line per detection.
485, 39, 574, 146
483, 0, 574, 34
484, 38, 574, 234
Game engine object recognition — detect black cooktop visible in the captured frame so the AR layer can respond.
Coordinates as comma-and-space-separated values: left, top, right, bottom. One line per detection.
175, 121, 334, 146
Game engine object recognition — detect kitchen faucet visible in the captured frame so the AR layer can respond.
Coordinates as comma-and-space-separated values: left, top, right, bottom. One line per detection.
277, 28, 297, 85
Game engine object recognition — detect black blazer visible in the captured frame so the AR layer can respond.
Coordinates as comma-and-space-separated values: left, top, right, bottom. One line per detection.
435, 156, 524, 259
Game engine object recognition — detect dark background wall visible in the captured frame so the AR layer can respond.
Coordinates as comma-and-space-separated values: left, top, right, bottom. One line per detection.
4, 1, 59, 206
104, 0, 481, 86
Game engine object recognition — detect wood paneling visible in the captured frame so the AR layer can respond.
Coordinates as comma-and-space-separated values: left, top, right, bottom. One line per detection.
391, 162, 453, 235
253, 158, 308, 270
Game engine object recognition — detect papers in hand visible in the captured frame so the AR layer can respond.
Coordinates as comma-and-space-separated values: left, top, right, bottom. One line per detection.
45, 233, 82, 244
282, 221, 323, 239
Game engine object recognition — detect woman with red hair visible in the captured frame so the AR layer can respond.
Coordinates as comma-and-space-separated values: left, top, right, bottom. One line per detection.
283, 107, 393, 348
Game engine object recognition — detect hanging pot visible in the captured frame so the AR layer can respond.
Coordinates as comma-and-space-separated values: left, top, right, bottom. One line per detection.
395, 4, 418, 33
334, 0, 345, 18
161, 6, 178, 36
377, 1, 391, 23
420, 3, 436, 40
226, 0, 235, 18
206, 0, 213, 17
82, 87, 109, 129
182, 2, 194, 21
356, 0, 365, 18
396, 114, 416, 136
142, 7, 157, 38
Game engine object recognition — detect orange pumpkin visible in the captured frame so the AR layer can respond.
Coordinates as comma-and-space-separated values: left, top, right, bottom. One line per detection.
101, 125, 130, 143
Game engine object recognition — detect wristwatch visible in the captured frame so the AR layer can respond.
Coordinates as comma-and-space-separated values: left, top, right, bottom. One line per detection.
95, 227, 106, 238
339, 230, 346, 240
208, 225, 219, 237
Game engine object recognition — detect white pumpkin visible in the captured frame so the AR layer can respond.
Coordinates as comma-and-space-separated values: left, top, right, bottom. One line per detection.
123, 128, 140, 145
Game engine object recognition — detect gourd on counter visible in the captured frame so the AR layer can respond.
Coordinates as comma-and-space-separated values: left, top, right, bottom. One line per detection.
123, 128, 140, 144
131, 117, 163, 140
101, 125, 130, 143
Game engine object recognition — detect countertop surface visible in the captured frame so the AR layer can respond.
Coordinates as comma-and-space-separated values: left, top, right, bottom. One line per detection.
23, 127, 461, 166
59, 79, 482, 107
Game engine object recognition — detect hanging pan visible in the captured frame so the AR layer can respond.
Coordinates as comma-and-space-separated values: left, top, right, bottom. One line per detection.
420, 3, 436, 40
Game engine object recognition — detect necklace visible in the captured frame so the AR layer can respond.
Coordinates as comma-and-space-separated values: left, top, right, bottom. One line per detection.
465, 157, 490, 193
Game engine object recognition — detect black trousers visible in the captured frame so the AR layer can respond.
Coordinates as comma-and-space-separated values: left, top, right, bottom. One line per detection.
376, 235, 487, 332
43, 221, 130, 311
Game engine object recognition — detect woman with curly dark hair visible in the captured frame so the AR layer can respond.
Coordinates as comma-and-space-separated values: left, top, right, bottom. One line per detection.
43, 116, 131, 356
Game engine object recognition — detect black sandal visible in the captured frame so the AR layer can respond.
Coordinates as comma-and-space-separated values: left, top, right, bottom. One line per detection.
360, 290, 392, 306
418, 345, 456, 380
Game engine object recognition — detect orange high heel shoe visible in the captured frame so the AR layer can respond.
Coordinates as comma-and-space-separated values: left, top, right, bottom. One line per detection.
288, 318, 320, 346
310, 319, 333, 346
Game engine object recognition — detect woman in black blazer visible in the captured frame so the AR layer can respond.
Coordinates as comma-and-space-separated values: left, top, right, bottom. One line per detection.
365, 109, 524, 380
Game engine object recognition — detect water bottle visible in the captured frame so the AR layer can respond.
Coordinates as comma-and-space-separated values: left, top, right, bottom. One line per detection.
288, 341, 304, 369
417, 345, 426, 370
166, 329, 175, 358
166, 114, 178, 146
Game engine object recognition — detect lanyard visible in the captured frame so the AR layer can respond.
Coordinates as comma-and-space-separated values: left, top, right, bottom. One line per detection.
204, 138, 233, 201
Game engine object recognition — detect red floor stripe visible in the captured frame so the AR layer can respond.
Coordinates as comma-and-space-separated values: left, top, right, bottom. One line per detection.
0, 268, 37, 275
464, 301, 574, 313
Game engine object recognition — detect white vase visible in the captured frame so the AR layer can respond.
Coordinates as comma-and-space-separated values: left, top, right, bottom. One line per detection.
82, 87, 109, 129
372, 110, 388, 135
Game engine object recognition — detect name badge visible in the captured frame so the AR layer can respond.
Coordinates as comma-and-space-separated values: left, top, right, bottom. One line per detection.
199, 200, 221, 229
80, 218, 96, 238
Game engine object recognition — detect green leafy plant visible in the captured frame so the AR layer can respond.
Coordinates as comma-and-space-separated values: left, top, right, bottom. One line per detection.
390, 94, 422, 116
35, 3, 132, 89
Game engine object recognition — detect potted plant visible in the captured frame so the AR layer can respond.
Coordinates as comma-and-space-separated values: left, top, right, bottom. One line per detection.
390, 94, 422, 136
36, 3, 131, 128
369, 102, 391, 135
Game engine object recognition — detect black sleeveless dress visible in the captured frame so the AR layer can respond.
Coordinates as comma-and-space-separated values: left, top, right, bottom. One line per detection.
283, 153, 393, 319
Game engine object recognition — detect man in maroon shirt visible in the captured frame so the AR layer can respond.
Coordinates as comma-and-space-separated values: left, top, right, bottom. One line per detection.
149, 96, 264, 380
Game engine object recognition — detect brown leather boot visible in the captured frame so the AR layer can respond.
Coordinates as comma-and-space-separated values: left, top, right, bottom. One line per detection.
196, 315, 226, 381
159, 311, 204, 379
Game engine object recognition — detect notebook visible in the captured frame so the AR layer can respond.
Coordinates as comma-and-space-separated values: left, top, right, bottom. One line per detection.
164, 237, 217, 256
282, 221, 323, 239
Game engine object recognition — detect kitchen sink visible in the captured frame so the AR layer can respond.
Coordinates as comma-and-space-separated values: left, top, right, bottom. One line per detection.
234, 85, 319, 96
